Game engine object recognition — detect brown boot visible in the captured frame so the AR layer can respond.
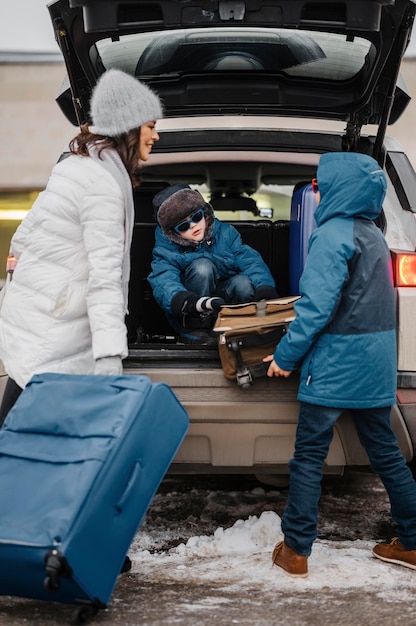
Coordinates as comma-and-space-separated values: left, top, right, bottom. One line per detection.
272, 540, 308, 578
372, 537, 416, 570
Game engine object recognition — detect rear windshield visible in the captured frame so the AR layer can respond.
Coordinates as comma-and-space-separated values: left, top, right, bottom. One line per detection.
94, 27, 374, 82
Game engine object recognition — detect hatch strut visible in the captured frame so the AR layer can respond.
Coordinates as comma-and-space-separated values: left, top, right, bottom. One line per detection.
373, 7, 415, 167
53, 18, 88, 127
343, 115, 362, 153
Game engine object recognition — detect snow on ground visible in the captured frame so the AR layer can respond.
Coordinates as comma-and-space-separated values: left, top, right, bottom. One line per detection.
129, 510, 416, 599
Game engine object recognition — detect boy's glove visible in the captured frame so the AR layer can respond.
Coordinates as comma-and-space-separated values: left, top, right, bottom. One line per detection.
172, 291, 225, 316
95, 356, 123, 376
254, 285, 278, 301
196, 297, 225, 313
179, 294, 199, 315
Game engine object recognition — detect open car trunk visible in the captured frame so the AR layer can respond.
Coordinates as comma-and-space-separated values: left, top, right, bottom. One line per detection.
44, 0, 416, 476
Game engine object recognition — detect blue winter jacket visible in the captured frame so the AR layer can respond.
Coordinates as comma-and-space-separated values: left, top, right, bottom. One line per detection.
274, 152, 396, 408
149, 218, 275, 314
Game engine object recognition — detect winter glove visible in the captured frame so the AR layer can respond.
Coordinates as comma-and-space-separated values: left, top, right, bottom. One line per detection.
254, 285, 278, 301
179, 294, 200, 315
196, 296, 225, 313
94, 356, 123, 376
172, 291, 225, 317
170, 291, 197, 317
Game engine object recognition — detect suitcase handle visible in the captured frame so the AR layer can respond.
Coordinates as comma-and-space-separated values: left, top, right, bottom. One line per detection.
115, 460, 142, 513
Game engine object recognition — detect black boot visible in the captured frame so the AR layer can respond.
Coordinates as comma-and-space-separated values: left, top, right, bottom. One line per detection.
178, 312, 217, 346
178, 328, 218, 346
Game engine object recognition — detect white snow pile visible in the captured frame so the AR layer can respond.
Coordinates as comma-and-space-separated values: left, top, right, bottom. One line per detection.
131, 510, 416, 597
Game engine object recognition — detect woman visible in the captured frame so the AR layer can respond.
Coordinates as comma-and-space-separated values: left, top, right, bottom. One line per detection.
0, 68, 163, 423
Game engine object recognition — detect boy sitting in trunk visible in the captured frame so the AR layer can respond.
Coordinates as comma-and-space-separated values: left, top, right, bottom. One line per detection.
148, 184, 277, 345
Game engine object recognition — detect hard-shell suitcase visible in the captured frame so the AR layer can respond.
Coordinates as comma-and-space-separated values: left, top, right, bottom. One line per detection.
0, 373, 189, 623
289, 182, 318, 295
213, 296, 299, 388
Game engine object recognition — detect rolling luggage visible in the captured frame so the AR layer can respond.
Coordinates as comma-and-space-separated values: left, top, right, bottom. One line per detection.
289, 181, 318, 295
0, 373, 189, 623
213, 297, 299, 388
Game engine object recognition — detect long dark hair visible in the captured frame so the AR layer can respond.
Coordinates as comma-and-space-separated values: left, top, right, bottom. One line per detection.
69, 124, 143, 187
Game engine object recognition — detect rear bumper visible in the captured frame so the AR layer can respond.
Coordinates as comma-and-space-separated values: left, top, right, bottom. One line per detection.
397, 287, 416, 372
125, 362, 414, 474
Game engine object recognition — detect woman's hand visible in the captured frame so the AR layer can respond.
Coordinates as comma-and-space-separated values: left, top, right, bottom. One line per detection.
263, 354, 292, 378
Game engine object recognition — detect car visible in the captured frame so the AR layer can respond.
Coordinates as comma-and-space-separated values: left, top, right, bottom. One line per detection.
41, 0, 416, 481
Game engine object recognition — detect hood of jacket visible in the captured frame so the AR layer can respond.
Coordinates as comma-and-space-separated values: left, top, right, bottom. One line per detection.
315, 152, 387, 227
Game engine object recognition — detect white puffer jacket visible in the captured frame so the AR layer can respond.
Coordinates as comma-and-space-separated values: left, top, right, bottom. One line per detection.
0, 153, 130, 388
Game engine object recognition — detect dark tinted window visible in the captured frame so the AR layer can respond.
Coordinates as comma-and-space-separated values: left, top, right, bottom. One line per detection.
94, 28, 374, 81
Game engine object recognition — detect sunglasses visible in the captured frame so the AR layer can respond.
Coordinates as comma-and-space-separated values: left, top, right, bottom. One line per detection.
311, 178, 319, 193
174, 208, 205, 233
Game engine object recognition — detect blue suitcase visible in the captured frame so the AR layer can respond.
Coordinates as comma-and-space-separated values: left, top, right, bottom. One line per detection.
289, 182, 318, 295
0, 373, 189, 622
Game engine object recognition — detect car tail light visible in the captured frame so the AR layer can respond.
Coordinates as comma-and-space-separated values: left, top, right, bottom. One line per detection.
397, 389, 416, 404
390, 249, 416, 287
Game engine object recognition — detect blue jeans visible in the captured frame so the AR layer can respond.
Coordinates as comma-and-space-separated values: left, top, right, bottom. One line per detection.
282, 402, 416, 556
167, 258, 256, 335
182, 257, 255, 303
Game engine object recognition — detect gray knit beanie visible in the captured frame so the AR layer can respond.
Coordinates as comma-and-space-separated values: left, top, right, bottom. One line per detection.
90, 69, 163, 137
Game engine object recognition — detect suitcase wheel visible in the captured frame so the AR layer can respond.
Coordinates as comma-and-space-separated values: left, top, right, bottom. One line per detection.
43, 575, 59, 593
44, 549, 73, 593
71, 605, 99, 625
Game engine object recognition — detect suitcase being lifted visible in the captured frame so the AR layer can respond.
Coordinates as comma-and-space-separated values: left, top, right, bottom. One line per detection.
0, 373, 189, 624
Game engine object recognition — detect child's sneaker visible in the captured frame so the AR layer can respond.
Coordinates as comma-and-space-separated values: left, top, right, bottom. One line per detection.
372, 537, 416, 570
272, 540, 308, 578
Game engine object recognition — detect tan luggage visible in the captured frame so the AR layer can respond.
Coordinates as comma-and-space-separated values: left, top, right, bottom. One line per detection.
213, 296, 299, 388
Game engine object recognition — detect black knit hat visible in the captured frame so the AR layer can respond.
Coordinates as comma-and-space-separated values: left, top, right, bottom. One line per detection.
154, 185, 215, 246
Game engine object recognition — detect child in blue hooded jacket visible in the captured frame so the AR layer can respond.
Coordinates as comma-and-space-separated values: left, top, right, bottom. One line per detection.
264, 152, 416, 577
148, 184, 277, 345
